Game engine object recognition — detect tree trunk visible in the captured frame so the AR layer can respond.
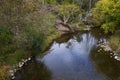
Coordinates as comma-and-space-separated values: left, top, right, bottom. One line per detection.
89, 0, 92, 11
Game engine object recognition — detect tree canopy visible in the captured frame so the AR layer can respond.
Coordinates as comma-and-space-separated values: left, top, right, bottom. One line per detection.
93, 0, 120, 33
58, 3, 81, 24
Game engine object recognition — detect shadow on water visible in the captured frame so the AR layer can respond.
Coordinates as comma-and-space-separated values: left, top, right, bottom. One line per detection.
90, 48, 120, 80
37, 30, 107, 80
14, 57, 52, 80
54, 31, 84, 44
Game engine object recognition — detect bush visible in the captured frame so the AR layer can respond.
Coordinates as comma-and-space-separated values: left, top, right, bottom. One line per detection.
0, 27, 13, 45
109, 33, 120, 52
26, 29, 46, 54
101, 22, 116, 33
93, 0, 120, 33
5, 50, 27, 65
0, 26, 13, 54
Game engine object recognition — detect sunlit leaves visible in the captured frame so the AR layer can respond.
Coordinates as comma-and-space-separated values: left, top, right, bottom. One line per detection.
93, 0, 120, 33
102, 22, 116, 33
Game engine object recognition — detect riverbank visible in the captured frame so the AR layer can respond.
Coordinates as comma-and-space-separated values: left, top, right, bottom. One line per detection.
97, 31, 120, 61
6, 26, 92, 80
109, 31, 120, 53
0, 1, 59, 79
5, 27, 120, 80
14, 27, 120, 80
0, 31, 60, 80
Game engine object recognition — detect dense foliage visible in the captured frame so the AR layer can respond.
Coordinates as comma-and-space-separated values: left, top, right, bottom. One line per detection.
93, 0, 120, 33
0, 0, 102, 67
0, 0, 59, 66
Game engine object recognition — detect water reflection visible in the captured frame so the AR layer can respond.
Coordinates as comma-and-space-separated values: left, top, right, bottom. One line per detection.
91, 48, 120, 80
14, 58, 52, 80
15, 30, 120, 80
55, 32, 82, 44
37, 32, 108, 80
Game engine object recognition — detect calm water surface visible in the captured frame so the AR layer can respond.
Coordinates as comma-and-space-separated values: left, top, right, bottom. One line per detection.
15, 30, 120, 80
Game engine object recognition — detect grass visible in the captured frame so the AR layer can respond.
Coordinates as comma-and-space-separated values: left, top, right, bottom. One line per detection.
109, 31, 120, 53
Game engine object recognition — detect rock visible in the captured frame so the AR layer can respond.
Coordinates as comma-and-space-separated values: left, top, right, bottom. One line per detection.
28, 57, 31, 61
114, 56, 117, 59
54, 23, 73, 34
97, 40, 120, 61
114, 56, 119, 60
18, 62, 23, 68
11, 76, 15, 80
24, 59, 27, 63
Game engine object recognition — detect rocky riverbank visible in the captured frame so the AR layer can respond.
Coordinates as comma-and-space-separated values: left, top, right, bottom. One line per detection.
9, 57, 32, 80
97, 40, 120, 61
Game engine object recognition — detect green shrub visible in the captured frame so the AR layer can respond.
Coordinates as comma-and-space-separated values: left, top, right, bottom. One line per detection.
0, 26, 13, 55
26, 29, 46, 54
93, 0, 120, 33
101, 22, 116, 33
5, 50, 27, 65
109, 33, 120, 52
0, 26, 13, 45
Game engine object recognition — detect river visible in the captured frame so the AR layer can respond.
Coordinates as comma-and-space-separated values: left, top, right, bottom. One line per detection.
14, 29, 120, 80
